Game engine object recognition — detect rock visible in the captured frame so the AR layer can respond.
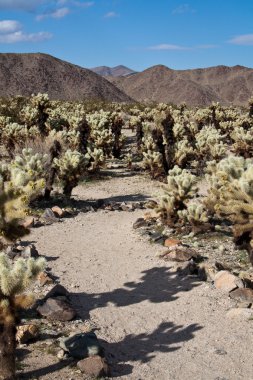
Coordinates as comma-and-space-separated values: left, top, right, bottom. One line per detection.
226, 308, 253, 320
162, 247, 199, 262
20, 244, 39, 259
214, 271, 244, 293
37, 298, 76, 321
57, 349, 68, 360
16, 324, 39, 344
229, 288, 253, 303
133, 218, 146, 229
37, 272, 54, 286
60, 332, 103, 359
77, 356, 109, 378
164, 238, 181, 248
51, 206, 65, 218
41, 208, 59, 223
45, 284, 69, 299
22, 217, 35, 229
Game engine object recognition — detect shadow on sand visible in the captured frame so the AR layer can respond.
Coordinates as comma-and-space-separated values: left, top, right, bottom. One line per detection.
19, 267, 202, 378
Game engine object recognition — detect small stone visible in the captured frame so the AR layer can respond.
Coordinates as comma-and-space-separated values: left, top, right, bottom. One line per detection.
218, 245, 226, 254
57, 349, 67, 360
20, 244, 39, 259
229, 288, 253, 303
162, 247, 199, 262
214, 271, 244, 293
22, 217, 35, 229
60, 332, 103, 359
133, 218, 146, 229
226, 308, 253, 320
16, 324, 39, 344
51, 206, 65, 218
37, 272, 54, 286
164, 238, 181, 248
41, 208, 58, 223
77, 356, 109, 378
37, 298, 76, 321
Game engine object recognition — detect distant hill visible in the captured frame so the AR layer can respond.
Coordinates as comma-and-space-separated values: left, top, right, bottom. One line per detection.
107, 64, 253, 106
0, 53, 132, 102
91, 65, 136, 77
1, 53, 253, 106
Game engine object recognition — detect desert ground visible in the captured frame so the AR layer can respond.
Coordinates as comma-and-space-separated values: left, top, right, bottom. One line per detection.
17, 139, 253, 380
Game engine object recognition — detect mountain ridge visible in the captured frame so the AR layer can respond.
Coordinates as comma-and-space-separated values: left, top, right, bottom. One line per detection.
0, 53, 133, 102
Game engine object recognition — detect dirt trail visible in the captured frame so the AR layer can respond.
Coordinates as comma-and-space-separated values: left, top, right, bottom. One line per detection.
22, 162, 253, 380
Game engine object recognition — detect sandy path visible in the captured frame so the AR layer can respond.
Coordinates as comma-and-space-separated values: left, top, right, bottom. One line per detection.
24, 167, 253, 380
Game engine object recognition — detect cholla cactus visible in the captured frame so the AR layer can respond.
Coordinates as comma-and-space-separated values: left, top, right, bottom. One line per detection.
155, 166, 198, 226
54, 150, 88, 196
10, 148, 48, 186
174, 139, 195, 168
178, 203, 211, 233
125, 153, 133, 169
195, 126, 226, 161
1, 123, 28, 158
205, 156, 253, 264
231, 127, 253, 157
142, 151, 163, 178
85, 147, 105, 172
0, 253, 45, 379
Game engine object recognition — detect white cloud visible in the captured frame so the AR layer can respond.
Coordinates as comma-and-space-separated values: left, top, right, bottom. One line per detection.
0, 19, 52, 43
229, 34, 253, 45
36, 7, 70, 20
104, 11, 118, 18
172, 4, 195, 14
148, 43, 188, 51
0, 30, 52, 43
0, 20, 22, 33
0, 0, 45, 11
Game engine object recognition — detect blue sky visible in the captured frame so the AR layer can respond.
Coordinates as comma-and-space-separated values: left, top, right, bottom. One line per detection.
0, 0, 252, 71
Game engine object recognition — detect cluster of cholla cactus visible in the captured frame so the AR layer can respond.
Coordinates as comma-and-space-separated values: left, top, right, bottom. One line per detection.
204, 155, 253, 264
54, 150, 88, 196
155, 166, 198, 227
0, 182, 45, 378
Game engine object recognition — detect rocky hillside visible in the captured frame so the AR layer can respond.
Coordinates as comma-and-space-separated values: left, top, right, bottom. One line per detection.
108, 64, 253, 106
91, 65, 136, 77
0, 53, 132, 102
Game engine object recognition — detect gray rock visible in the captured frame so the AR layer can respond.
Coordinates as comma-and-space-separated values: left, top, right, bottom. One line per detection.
229, 288, 253, 303
37, 297, 76, 321
41, 208, 59, 223
20, 244, 39, 259
45, 284, 69, 299
77, 355, 109, 377
60, 332, 103, 359
133, 218, 146, 229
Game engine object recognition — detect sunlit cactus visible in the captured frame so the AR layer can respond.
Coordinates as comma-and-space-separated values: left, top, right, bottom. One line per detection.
54, 149, 88, 196
155, 166, 198, 226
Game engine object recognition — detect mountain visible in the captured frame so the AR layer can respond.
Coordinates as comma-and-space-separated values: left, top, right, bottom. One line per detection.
107, 64, 253, 106
91, 65, 136, 77
0, 53, 132, 102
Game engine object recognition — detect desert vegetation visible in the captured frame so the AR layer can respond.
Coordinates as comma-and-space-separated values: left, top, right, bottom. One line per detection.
0, 93, 253, 378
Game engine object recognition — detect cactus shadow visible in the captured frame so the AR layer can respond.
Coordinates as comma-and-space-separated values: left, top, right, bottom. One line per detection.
102, 321, 203, 377
71, 266, 201, 320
